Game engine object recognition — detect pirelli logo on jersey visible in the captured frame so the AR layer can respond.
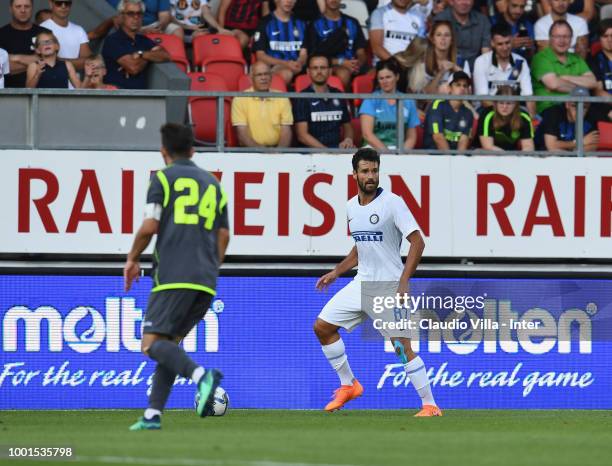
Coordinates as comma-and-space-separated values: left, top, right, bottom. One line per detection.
310, 111, 343, 122
352, 231, 383, 242
269, 41, 302, 52
385, 30, 415, 41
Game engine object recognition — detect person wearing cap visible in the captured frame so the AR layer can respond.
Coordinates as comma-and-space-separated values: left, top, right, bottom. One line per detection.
530, 19, 596, 114
424, 70, 474, 151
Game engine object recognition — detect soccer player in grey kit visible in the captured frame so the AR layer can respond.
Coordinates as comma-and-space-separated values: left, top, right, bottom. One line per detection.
124, 123, 230, 430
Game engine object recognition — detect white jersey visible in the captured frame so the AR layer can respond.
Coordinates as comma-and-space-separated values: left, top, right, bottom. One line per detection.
347, 188, 419, 282
40, 19, 88, 59
534, 13, 588, 53
472, 51, 533, 96
369, 4, 426, 62
0, 48, 9, 89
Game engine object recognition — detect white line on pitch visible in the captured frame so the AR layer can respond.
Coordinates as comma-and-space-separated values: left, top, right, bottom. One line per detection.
75, 456, 363, 466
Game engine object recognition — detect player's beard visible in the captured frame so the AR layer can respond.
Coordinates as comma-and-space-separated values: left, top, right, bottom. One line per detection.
357, 177, 378, 195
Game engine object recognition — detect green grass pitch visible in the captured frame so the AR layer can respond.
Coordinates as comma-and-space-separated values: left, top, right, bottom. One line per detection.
1, 410, 611, 466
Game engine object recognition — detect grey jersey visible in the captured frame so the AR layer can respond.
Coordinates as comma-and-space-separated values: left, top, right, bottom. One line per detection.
147, 159, 229, 295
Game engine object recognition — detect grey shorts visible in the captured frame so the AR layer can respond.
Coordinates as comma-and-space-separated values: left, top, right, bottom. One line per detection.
142, 289, 213, 338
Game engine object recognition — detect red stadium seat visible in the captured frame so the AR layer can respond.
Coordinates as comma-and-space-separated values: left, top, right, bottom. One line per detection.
187, 72, 236, 146
352, 72, 375, 109
415, 123, 424, 149
192, 34, 245, 67
591, 41, 602, 56
238, 74, 287, 92
201, 61, 246, 90
145, 33, 189, 73
350, 117, 362, 146
294, 74, 344, 92
597, 121, 612, 151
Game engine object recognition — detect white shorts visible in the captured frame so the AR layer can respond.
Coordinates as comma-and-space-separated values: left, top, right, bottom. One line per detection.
318, 280, 416, 339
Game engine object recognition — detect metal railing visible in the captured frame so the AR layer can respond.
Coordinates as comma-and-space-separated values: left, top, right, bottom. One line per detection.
1, 88, 611, 156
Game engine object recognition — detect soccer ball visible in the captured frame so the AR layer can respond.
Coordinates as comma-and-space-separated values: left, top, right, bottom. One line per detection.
194, 386, 229, 416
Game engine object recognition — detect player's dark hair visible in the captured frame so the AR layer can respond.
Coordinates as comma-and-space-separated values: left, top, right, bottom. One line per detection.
599, 18, 612, 36
160, 123, 194, 159
491, 22, 512, 39
307, 54, 330, 68
352, 148, 380, 171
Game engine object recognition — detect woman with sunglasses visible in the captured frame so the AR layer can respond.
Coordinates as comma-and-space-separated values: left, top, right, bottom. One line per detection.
477, 86, 534, 151
359, 58, 420, 151
26, 31, 81, 89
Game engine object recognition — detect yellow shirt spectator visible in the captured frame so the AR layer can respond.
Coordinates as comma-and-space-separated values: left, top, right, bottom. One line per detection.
231, 88, 293, 147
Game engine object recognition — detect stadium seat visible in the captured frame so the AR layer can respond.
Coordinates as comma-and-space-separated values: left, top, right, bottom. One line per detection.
238, 74, 287, 92
591, 41, 602, 56
350, 117, 362, 146
294, 74, 344, 92
145, 33, 190, 73
597, 121, 612, 151
192, 34, 247, 90
192, 34, 245, 67
340, 0, 370, 38
187, 72, 236, 146
415, 124, 424, 149
352, 72, 375, 109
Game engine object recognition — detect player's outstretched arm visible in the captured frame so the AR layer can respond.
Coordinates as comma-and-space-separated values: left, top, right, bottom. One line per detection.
397, 231, 425, 297
124, 218, 159, 292
316, 246, 358, 291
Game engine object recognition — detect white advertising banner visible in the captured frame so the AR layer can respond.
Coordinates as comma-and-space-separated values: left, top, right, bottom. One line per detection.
3, 150, 611, 258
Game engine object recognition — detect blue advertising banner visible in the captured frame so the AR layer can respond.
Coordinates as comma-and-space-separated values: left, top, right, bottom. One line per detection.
1, 276, 610, 410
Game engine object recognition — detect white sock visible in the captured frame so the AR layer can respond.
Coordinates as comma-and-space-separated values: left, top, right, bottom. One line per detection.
404, 356, 436, 406
322, 339, 355, 386
144, 408, 161, 419
191, 366, 205, 384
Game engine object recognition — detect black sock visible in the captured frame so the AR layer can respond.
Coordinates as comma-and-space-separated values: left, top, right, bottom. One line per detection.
148, 339, 199, 380
148, 364, 176, 412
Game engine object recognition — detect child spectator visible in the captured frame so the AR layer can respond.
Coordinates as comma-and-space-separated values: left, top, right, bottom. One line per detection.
25, 31, 80, 88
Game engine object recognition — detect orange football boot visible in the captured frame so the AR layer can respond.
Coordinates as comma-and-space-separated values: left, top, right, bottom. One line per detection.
414, 405, 443, 417
324, 379, 364, 412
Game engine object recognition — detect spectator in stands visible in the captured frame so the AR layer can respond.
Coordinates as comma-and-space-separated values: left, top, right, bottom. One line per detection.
535, 101, 600, 151
588, 19, 612, 97
305, 0, 368, 90
102, 0, 171, 89
394, 37, 429, 93
0, 47, 9, 89
539, 0, 595, 22
231, 61, 293, 147
138, 1, 183, 38
424, 71, 474, 151
168, 1, 236, 43
534, 0, 588, 58
477, 85, 534, 150
40, 0, 92, 70
292, 54, 354, 149
359, 58, 420, 151
493, 0, 535, 60
473, 22, 535, 116
253, 0, 308, 85
423, 20, 465, 94
25, 30, 80, 88
434, 0, 491, 69
82, 55, 118, 90
217, 0, 270, 50
531, 20, 596, 114
369, 0, 426, 65
35, 9, 52, 25
0, 0, 51, 88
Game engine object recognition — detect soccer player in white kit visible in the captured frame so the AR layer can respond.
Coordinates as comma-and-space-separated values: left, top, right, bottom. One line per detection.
314, 148, 442, 416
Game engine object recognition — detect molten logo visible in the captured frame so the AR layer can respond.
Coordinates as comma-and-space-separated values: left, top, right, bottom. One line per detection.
2, 297, 222, 354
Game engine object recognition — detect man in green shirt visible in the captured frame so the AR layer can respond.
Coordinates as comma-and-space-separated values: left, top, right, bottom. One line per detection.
531, 19, 597, 114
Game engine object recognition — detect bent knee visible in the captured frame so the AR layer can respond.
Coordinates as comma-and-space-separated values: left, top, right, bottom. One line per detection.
313, 319, 336, 338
